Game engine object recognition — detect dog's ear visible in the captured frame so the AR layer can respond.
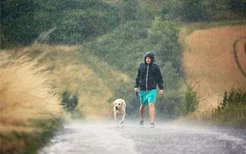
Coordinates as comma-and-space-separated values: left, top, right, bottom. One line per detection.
122, 100, 126, 107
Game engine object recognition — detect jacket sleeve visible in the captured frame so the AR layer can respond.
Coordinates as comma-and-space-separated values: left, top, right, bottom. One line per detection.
135, 64, 141, 88
156, 65, 164, 90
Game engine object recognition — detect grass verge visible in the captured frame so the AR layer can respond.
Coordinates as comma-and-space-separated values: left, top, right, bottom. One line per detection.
0, 117, 63, 154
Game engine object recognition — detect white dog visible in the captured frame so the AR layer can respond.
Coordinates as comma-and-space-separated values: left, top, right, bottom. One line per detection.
113, 98, 126, 127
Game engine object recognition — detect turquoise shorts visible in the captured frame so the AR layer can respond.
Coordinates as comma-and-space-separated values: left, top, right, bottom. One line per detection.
139, 89, 157, 105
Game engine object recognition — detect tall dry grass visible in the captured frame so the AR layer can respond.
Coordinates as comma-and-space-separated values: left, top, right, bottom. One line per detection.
0, 51, 63, 132
0, 43, 129, 130
31, 44, 115, 119
49, 63, 113, 119
0, 44, 122, 153
0, 44, 119, 122
182, 25, 246, 118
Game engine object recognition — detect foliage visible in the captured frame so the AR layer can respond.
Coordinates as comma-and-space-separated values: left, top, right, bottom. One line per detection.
227, 0, 246, 15
1, 0, 40, 45
2, 0, 245, 124
220, 88, 246, 108
160, 0, 208, 21
1, 0, 120, 45
87, 20, 150, 74
179, 0, 208, 21
155, 89, 182, 119
0, 118, 63, 154
61, 90, 78, 112
159, 0, 246, 22
211, 88, 246, 128
60, 90, 84, 119
118, 0, 139, 23
148, 18, 181, 74
87, 18, 183, 118
179, 86, 199, 116
2, 0, 245, 46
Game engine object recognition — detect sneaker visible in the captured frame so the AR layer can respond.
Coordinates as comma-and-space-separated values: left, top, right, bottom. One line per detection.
150, 122, 155, 128
139, 120, 144, 126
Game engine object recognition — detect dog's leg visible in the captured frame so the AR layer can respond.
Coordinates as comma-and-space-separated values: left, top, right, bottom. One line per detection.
114, 112, 118, 127
120, 112, 125, 126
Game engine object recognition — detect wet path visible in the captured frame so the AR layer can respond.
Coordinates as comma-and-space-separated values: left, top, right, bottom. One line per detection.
38, 121, 246, 154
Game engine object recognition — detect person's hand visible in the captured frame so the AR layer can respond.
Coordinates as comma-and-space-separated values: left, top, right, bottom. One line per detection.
159, 89, 163, 94
134, 88, 139, 93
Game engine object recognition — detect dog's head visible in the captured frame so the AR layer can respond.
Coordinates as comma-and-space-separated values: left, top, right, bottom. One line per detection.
113, 99, 124, 110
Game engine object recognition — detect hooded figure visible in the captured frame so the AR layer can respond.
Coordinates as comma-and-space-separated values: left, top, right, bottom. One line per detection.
144, 52, 155, 64
134, 51, 164, 128
135, 52, 163, 91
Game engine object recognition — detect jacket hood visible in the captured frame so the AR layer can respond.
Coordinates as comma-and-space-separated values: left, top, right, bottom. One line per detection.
144, 52, 155, 64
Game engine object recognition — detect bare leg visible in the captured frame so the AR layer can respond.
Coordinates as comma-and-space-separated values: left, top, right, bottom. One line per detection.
149, 103, 155, 122
139, 104, 145, 121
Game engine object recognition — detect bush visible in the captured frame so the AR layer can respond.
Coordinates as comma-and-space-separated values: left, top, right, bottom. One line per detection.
155, 89, 182, 119
87, 20, 151, 74
1, 0, 120, 45
0, 118, 63, 154
60, 90, 85, 118
61, 90, 78, 113
148, 18, 181, 72
159, 0, 246, 22
212, 88, 246, 128
160, 0, 208, 21
118, 0, 139, 23
220, 88, 246, 108
1, 0, 40, 44
228, 0, 246, 15
179, 86, 199, 116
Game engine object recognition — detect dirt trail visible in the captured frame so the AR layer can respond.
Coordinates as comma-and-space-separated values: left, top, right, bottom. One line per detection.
182, 25, 246, 113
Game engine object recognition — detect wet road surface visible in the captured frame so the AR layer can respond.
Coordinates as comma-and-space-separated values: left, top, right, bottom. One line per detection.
38, 121, 246, 154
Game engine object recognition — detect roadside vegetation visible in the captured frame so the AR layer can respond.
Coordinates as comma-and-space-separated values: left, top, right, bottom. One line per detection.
0, 49, 63, 153
1, 0, 246, 153
211, 88, 246, 128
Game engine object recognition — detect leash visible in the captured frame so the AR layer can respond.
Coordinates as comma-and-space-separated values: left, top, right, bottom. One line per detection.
129, 91, 140, 119
136, 91, 140, 109
122, 92, 140, 119
135, 91, 140, 117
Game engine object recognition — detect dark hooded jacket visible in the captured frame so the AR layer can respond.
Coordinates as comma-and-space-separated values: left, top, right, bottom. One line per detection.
135, 52, 164, 91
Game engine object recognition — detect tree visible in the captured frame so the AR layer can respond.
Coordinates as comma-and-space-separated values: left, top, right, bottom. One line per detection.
179, 0, 208, 21
118, 0, 139, 24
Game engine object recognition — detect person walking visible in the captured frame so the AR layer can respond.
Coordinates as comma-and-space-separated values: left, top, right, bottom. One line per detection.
134, 52, 164, 128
